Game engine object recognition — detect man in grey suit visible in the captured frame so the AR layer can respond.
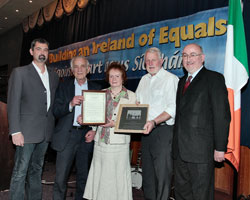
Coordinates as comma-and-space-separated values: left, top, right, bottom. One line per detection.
173, 43, 231, 200
7, 38, 59, 200
51, 56, 101, 200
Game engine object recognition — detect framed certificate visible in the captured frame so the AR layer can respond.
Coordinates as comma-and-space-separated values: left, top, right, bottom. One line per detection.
114, 104, 149, 133
82, 90, 106, 125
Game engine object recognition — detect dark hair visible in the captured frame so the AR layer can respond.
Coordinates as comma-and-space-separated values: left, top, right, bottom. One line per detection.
30, 38, 49, 50
105, 62, 127, 83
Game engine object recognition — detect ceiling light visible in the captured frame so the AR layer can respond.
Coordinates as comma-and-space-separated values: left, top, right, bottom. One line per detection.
15, 9, 19, 12
4, 17, 8, 20
29, 0, 33, 3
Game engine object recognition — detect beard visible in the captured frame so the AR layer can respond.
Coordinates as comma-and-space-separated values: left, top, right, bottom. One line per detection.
38, 54, 47, 62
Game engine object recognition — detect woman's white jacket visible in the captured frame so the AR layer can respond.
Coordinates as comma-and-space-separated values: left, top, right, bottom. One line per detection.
94, 89, 137, 144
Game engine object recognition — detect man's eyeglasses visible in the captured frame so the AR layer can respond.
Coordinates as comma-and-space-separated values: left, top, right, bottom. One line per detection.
182, 53, 202, 59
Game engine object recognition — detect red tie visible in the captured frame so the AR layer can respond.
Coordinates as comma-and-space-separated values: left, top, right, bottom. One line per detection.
183, 76, 192, 94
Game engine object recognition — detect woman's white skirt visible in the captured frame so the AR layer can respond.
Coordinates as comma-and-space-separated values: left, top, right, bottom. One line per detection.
83, 141, 132, 200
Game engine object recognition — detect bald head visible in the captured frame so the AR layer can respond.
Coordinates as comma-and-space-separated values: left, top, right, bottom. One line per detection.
182, 43, 205, 74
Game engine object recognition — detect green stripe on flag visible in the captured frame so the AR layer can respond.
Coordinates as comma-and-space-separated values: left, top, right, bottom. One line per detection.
228, 0, 249, 74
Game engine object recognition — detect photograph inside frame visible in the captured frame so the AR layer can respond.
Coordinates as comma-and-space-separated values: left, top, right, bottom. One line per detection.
115, 104, 149, 133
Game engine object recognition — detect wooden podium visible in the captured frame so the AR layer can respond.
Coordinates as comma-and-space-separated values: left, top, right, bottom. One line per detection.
237, 146, 250, 199
0, 101, 15, 191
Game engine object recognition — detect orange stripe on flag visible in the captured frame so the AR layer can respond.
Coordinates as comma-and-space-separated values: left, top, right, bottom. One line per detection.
225, 88, 241, 171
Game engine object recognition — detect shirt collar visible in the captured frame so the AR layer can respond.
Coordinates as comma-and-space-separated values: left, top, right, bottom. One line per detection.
32, 61, 47, 74
146, 67, 164, 79
188, 65, 203, 80
74, 78, 88, 87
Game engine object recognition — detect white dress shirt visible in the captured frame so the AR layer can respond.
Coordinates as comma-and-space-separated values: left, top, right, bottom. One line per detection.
136, 67, 179, 125
33, 61, 50, 111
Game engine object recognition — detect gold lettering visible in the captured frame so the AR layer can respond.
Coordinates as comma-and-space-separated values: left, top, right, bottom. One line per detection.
215, 19, 227, 35
117, 38, 126, 50
180, 25, 194, 41
207, 17, 215, 36
195, 23, 207, 38
110, 40, 117, 51
139, 34, 148, 47
159, 26, 169, 44
100, 41, 108, 53
126, 33, 134, 49
169, 27, 180, 47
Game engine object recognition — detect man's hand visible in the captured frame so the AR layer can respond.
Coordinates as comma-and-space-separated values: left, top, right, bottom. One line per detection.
70, 96, 84, 107
142, 120, 155, 135
214, 150, 225, 162
12, 133, 24, 146
77, 115, 83, 125
85, 130, 96, 143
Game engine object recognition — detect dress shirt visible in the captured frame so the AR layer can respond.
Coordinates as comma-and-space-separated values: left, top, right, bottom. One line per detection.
71, 79, 88, 126
136, 67, 179, 125
187, 65, 204, 82
33, 61, 50, 111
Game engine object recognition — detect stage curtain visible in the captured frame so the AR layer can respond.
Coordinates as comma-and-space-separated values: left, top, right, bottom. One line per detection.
20, 0, 228, 65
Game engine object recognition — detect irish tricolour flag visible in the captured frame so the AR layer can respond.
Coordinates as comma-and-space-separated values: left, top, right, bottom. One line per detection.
224, 0, 249, 171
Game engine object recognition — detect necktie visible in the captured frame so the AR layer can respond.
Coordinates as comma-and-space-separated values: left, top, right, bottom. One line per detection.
183, 76, 192, 94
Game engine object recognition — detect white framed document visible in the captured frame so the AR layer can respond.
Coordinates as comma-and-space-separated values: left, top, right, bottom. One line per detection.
82, 90, 106, 125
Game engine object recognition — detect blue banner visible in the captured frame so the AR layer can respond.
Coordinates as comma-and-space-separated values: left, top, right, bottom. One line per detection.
49, 7, 228, 80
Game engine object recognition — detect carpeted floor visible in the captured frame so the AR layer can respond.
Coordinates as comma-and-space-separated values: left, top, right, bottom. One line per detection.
0, 160, 228, 200
0, 161, 145, 200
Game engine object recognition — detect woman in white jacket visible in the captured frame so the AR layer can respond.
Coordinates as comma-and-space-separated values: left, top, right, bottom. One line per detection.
80, 62, 136, 200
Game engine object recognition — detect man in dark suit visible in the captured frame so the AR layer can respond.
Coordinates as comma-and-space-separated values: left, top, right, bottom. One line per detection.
51, 56, 101, 200
7, 38, 59, 200
173, 43, 231, 200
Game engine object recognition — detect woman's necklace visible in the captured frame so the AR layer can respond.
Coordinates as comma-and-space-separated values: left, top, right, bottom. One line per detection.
110, 88, 122, 100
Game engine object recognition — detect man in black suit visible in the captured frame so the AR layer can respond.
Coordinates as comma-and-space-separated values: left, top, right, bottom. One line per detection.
51, 56, 101, 200
173, 43, 231, 200
8, 38, 59, 200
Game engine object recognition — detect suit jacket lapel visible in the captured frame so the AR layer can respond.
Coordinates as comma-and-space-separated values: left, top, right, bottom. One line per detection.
179, 75, 187, 95
70, 79, 94, 99
177, 76, 187, 109
69, 79, 98, 100
188, 67, 206, 90
88, 81, 95, 90
48, 67, 54, 93
179, 68, 206, 109
68, 78, 75, 99
28, 64, 46, 91
182, 67, 206, 95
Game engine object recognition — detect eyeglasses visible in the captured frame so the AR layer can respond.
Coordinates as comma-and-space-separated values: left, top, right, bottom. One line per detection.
182, 53, 202, 59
